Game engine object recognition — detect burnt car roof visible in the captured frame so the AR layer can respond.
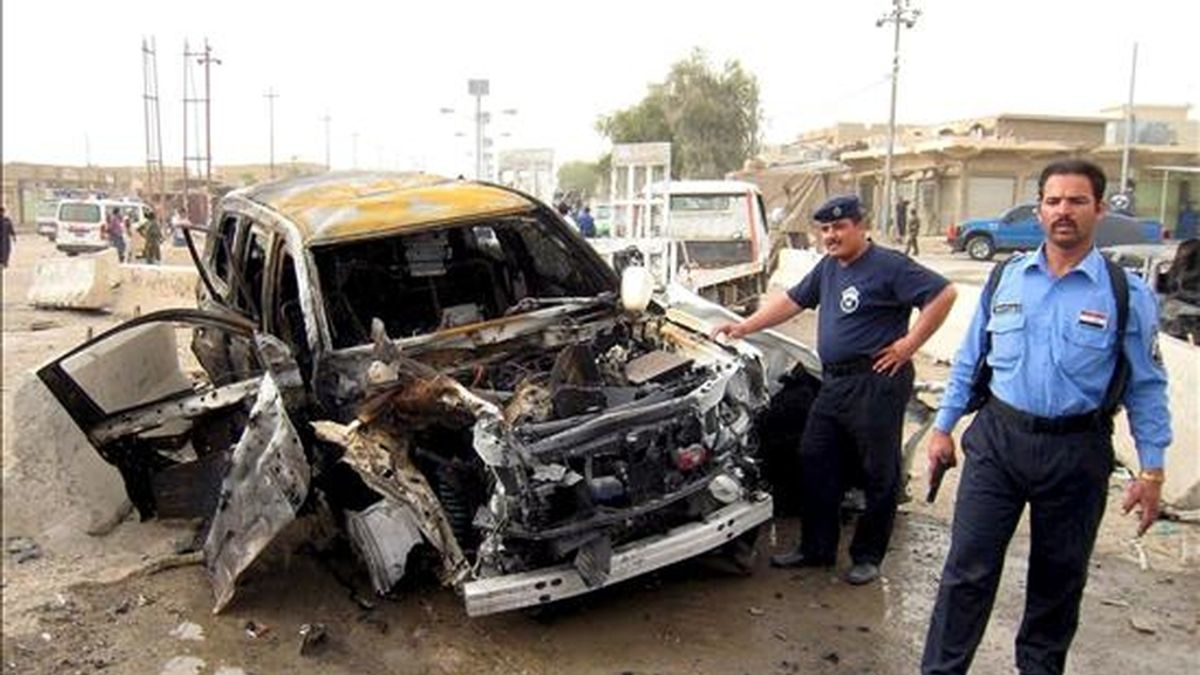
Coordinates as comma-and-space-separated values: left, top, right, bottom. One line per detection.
235, 171, 540, 246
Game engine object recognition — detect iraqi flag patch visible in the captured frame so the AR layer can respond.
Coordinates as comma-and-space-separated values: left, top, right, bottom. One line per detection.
1078, 309, 1108, 330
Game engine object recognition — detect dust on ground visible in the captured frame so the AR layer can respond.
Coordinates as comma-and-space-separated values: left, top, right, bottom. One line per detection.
3, 237, 1197, 674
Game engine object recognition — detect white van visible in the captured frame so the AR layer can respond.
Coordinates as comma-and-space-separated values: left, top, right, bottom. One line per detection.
55, 199, 154, 256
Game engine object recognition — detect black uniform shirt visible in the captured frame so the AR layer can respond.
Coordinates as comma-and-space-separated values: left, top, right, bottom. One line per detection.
786, 244, 948, 364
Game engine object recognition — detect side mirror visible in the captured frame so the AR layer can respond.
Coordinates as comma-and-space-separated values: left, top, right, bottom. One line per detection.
620, 266, 654, 313
769, 207, 786, 227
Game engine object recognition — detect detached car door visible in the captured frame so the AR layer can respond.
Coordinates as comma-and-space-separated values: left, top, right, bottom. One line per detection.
37, 309, 312, 611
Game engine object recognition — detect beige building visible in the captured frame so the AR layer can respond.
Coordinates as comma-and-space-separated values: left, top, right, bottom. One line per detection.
3, 160, 326, 228
754, 106, 1200, 235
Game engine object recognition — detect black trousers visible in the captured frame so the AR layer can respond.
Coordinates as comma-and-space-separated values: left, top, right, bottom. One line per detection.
798, 362, 913, 566
921, 401, 1112, 675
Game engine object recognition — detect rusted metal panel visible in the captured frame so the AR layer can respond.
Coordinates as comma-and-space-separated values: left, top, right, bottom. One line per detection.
625, 350, 694, 385
204, 369, 310, 612
238, 172, 538, 246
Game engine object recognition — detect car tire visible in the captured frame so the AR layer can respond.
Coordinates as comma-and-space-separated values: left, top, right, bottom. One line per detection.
966, 235, 995, 261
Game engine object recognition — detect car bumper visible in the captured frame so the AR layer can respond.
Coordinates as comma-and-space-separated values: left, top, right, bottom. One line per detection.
461, 494, 773, 617
56, 242, 110, 254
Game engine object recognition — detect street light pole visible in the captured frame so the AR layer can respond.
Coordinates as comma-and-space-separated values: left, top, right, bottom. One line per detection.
1119, 42, 1138, 196
468, 79, 489, 180
876, 0, 920, 239
264, 87, 278, 178
321, 113, 331, 171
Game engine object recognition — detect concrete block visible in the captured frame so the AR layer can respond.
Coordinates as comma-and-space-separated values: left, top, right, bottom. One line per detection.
113, 264, 199, 316
3, 323, 194, 539
1113, 334, 1200, 510
26, 249, 119, 310
2, 373, 131, 539
767, 248, 822, 293
920, 283, 983, 364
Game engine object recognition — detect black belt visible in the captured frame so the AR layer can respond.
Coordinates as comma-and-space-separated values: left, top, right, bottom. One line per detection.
988, 398, 1107, 435
821, 357, 876, 378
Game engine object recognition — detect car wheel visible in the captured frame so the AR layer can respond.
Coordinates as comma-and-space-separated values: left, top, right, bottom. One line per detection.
966, 235, 995, 261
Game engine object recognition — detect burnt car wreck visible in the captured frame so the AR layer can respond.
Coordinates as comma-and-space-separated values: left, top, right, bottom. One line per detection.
39, 173, 820, 616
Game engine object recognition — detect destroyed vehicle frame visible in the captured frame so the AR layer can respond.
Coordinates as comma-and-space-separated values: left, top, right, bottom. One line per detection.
39, 172, 824, 616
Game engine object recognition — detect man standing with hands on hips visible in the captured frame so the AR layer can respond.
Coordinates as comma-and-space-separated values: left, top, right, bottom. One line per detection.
921, 159, 1172, 675
713, 194, 957, 585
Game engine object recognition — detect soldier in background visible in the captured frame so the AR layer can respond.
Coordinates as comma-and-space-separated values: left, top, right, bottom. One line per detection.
904, 205, 921, 257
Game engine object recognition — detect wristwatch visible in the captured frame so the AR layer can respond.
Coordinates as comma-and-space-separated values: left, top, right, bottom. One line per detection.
1138, 469, 1165, 484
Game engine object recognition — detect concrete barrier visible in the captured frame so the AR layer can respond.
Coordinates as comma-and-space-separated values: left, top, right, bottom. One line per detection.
26, 249, 119, 310
113, 263, 199, 316
1114, 333, 1200, 510
2, 323, 193, 540
920, 283, 983, 364
767, 248, 822, 292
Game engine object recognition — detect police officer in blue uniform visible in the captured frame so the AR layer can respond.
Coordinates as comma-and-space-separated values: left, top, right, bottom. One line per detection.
714, 194, 957, 585
921, 160, 1172, 675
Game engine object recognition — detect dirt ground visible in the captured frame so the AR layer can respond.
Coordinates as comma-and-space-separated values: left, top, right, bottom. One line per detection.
2, 236, 1197, 674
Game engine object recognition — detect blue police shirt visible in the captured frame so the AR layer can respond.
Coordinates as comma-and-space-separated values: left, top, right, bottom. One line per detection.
786, 244, 949, 364
933, 246, 1172, 469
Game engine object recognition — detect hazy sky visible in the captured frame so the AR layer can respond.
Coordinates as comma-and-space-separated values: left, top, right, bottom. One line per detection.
3, 0, 1197, 176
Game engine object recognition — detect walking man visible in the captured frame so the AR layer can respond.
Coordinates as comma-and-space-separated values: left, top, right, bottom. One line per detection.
921, 159, 1171, 674
576, 206, 596, 238
1, 205, 15, 269
904, 205, 921, 257
713, 194, 957, 584
106, 208, 127, 262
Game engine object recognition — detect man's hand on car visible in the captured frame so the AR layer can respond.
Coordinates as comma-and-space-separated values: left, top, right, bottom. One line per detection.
711, 322, 747, 341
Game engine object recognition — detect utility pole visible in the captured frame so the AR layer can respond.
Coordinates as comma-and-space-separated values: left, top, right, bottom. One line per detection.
199, 40, 220, 203
876, 0, 921, 239
183, 39, 219, 221
321, 113, 332, 171
1119, 42, 1138, 197
264, 87, 278, 178
182, 39, 190, 218
142, 37, 165, 217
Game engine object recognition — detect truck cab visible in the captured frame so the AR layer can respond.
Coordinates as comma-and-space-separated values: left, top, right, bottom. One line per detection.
591, 180, 771, 310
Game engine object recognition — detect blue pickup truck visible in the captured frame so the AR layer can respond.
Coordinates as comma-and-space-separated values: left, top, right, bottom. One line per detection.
948, 202, 1164, 260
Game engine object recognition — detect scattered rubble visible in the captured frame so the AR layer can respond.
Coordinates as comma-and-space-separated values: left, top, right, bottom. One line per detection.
1129, 613, 1159, 635
159, 655, 205, 675
298, 622, 328, 656
5, 537, 42, 563
168, 621, 205, 641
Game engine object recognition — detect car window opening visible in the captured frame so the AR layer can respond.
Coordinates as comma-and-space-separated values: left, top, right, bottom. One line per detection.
314, 215, 609, 348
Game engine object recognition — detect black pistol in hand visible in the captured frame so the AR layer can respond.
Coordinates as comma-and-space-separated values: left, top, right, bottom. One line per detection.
926, 458, 952, 504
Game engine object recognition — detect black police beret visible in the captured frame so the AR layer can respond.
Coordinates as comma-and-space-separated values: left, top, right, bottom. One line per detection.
813, 194, 864, 223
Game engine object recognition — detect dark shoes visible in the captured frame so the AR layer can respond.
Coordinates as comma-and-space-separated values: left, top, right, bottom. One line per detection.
769, 550, 834, 569
845, 562, 880, 585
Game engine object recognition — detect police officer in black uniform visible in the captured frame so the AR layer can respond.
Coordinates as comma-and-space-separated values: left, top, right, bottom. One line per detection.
714, 194, 957, 584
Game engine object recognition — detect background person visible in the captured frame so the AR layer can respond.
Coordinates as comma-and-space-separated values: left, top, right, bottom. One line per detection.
1, 205, 15, 269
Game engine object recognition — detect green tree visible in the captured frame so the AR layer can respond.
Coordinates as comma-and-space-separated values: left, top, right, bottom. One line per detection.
597, 49, 761, 179
556, 161, 601, 202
